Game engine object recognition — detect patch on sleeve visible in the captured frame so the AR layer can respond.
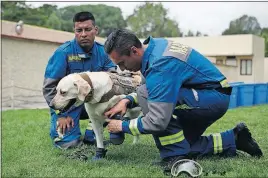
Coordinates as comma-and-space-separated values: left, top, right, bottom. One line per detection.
163, 41, 192, 62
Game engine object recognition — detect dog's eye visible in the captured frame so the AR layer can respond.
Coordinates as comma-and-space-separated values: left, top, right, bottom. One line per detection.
60, 90, 67, 95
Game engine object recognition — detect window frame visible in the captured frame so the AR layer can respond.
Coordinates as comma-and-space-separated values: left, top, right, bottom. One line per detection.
216, 59, 224, 65
240, 59, 252, 75
226, 56, 237, 66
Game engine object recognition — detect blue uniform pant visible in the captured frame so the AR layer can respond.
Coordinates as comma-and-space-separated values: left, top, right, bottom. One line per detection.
137, 85, 236, 159
50, 105, 94, 148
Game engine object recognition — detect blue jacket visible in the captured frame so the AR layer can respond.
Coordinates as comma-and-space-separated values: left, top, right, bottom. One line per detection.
43, 39, 116, 116
123, 37, 230, 135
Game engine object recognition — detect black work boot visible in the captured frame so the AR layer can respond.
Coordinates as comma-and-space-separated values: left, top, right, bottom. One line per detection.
233, 122, 263, 157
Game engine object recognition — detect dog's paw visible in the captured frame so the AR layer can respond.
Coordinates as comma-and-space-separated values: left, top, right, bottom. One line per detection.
92, 148, 107, 160
110, 132, 125, 145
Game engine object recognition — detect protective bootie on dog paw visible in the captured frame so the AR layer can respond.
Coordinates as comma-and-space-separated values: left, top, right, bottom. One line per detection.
109, 132, 125, 145
109, 114, 125, 145
92, 148, 107, 160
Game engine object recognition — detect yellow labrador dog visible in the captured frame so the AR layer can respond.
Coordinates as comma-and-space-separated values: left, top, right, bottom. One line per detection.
50, 71, 142, 159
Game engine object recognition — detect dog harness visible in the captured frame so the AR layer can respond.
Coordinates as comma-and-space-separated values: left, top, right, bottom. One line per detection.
79, 72, 141, 103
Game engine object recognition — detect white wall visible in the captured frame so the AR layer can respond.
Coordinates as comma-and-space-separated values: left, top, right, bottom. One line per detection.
215, 65, 238, 82
2, 37, 59, 107
252, 35, 265, 83
166, 35, 254, 56
265, 58, 268, 82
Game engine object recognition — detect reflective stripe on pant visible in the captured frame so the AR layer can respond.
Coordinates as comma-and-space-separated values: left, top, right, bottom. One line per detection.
152, 117, 190, 158
137, 84, 236, 159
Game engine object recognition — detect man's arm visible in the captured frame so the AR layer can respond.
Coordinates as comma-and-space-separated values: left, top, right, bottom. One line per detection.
43, 49, 68, 108
43, 49, 75, 134
121, 58, 194, 135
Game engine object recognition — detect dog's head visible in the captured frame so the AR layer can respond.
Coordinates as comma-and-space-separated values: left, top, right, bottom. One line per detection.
50, 73, 92, 112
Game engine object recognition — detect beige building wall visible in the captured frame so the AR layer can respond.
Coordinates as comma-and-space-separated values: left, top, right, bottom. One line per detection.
167, 35, 254, 56
265, 58, 268, 82
252, 35, 265, 83
210, 55, 254, 83
214, 65, 238, 82
2, 37, 60, 107
166, 35, 265, 83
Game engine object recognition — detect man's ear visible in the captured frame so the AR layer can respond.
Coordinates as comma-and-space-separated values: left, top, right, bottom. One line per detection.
95, 26, 99, 35
73, 79, 91, 101
131, 46, 141, 55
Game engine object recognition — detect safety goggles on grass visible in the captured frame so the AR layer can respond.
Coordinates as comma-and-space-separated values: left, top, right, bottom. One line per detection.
171, 159, 203, 177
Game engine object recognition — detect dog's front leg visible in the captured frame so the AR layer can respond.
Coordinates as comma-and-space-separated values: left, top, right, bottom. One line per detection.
90, 117, 107, 160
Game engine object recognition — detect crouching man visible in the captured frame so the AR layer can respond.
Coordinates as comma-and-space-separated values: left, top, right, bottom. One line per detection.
103, 29, 263, 172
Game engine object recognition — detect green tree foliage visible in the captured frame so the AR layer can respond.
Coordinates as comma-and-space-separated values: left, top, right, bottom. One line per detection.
45, 12, 62, 30
126, 2, 180, 38
261, 28, 268, 57
37, 4, 59, 27
195, 31, 202, 37
1, 1, 31, 22
222, 15, 262, 35
1, 2, 126, 37
185, 30, 194, 37
1, 2, 60, 27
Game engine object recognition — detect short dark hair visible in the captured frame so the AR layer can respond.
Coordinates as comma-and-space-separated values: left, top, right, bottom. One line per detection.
104, 29, 142, 56
73, 11, 95, 26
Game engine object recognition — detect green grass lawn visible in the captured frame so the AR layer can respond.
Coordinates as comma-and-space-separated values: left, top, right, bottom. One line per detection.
2, 105, 268, 177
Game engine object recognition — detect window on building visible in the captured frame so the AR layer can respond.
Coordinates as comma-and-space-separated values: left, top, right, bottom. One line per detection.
240, 59, 252, 75
216, 59, 224, 65
226, 56, 237, 66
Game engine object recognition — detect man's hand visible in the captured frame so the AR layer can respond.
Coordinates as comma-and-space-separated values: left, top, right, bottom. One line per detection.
106, 119, 123, 133
57, 116, 74, 135
104, 98, 130, 118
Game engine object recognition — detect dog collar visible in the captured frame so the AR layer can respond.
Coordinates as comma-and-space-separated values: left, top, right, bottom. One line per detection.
78, 73, 94, 102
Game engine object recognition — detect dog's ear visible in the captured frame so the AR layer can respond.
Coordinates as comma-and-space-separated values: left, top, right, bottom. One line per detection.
73, 79, 91, 101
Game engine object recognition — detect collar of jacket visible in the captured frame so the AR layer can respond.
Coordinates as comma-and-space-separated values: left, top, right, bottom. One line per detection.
73, 39, 95, 59
142, 36, 155, 75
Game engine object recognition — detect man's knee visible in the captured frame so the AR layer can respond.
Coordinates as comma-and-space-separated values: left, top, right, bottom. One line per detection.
50, 115, 81, 149
54, 139, 81, 149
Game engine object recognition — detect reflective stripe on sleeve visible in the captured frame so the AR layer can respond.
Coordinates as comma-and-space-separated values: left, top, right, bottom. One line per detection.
129, 118, 140, 136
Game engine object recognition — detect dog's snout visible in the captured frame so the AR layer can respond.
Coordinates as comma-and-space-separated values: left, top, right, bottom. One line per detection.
49, 100, 56, 109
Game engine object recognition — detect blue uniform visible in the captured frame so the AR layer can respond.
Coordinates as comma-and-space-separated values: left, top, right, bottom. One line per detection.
43, 39, 116, 148
122, 37, 236, 159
